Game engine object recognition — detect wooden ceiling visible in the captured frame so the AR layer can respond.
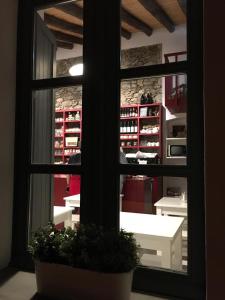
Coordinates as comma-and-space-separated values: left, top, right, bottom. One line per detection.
43, 0, 186, 50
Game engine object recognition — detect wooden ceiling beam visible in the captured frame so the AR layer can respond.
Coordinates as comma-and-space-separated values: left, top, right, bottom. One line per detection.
138, 0, 175, 32
121, 8, 153, 36
121, 28, 132, 40
57, 2, 83, 20
177, 0, 187, 15
58, 3, 148, 39
56, 40, 74, 50
51, 30, 83, 45
44, 13, 83, 35
58, 3, 132, 40
56, 7, 132, 40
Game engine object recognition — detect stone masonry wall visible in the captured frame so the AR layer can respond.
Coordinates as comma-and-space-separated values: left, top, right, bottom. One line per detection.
121, 77, 162, 105
55, 86, 82, 110
55, 44, 162, 109
121, 44, 161, 69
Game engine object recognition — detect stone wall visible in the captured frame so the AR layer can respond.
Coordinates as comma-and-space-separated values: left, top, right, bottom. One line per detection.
121, 77, 161, 105
121, 44, 161, 69
56, 56, 82, 77
55, 86, 82, 110
55, 44, 162, 109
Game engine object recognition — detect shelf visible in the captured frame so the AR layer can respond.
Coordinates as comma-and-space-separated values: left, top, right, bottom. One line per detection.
120, 116, 137, 119
139, 133, 159, 136
54, 154, 63, 157
55, 121, 63, 123
120, 138, 138, 140
120, 132, 138, 136
166, 137, 186, 140
139, 146, 160, 148
121, 146, 138, 149
64, 131, 81, 134
166, 156, 186, 159
64, 108, 81, 112
139, 103, 161, 107
64, 120, 81, 123
54, 135, 63, 138
121, 105, 138, 108
139, 116, 159, 119
64, 146, 80, 149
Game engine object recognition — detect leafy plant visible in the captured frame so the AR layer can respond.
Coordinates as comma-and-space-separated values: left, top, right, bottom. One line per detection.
28, 223, 140, 273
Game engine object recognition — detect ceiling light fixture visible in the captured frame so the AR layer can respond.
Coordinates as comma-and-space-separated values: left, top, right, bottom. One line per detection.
69, 63, 83, 76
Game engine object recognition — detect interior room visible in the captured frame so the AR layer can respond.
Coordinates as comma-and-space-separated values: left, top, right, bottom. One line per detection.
29, 0, 189, 274
2, 0, 225, 299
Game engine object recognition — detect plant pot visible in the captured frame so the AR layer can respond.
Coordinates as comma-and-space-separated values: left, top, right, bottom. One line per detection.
35, 260, 133, 300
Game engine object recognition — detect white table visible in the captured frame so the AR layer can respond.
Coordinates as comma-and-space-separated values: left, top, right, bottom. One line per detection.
154, 197, 187, 238
63, 194, 81, 225
154, 197, 188, 267
120, 212, 184, 271
154, 197, 187, 217
62, 196, 184, 270
53, 206, 74, 228
64, 194, 80, 208
63, 194, 124, 225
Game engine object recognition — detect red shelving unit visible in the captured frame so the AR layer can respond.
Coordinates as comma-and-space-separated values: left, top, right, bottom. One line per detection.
54, 109, 82, 164
120, 103, 163, 163
120, 104, 163, 209
54, 103, 162, 164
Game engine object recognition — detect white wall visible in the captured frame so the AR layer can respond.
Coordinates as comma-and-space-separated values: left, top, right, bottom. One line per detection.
57, 44, 83, 61
0, 0, 17, 269
56, 24, 186, 61
121, 24, 186, 61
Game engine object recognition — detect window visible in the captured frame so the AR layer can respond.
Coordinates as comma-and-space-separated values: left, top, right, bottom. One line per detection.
13, 0, 204, 298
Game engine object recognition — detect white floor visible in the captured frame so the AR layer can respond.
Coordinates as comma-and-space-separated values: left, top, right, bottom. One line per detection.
0, 269, 169, 300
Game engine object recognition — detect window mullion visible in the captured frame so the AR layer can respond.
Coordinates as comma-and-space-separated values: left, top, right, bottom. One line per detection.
120, 61, 187, 80
31, 76, 83, 90
81, 0, 121, 228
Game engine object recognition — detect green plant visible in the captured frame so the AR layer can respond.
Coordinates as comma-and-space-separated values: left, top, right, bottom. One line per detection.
28, 223, 140, 273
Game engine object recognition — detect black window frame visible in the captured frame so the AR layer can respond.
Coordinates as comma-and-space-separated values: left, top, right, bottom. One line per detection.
12, 0, 205, 299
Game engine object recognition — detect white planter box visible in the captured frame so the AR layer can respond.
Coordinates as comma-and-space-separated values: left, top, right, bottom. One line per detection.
35, 261, 133, 300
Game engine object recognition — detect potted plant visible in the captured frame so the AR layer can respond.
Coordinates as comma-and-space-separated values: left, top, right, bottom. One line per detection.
28, 223, 140, 300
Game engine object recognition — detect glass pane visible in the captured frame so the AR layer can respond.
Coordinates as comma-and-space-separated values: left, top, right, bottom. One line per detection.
120, 74, 187, 165
34, 0, 83, 79
32, 86, 82, 164
121, 0, 187, 68
120, 175, 188, 273
29, 174, 81, 238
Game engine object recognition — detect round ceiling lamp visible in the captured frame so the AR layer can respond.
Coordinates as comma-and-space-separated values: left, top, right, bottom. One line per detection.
69, 63, 83, 76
